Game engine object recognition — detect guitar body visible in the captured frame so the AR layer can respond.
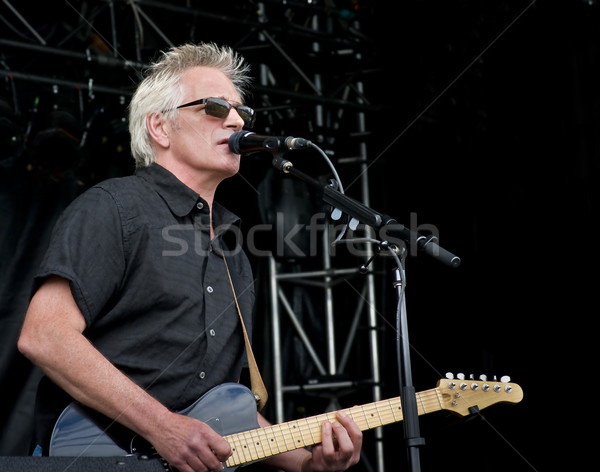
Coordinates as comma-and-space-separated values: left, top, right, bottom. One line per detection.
50, 383, 259, 460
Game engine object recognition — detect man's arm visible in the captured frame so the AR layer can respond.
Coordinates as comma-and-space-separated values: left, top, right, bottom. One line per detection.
256, 411, 362, 472
18, 275, 230, 472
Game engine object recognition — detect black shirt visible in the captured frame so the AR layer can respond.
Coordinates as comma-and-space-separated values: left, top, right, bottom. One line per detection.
33, 163, 255, 448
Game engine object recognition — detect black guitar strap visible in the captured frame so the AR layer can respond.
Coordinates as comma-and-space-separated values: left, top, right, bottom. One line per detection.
222, 254, 268, 412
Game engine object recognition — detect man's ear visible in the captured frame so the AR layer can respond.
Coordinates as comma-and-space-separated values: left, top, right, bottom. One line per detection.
146, 112, 170, 149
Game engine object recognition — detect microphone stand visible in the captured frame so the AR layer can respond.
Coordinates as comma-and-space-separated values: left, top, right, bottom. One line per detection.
269, 154, 461, 268
269, 153, 460, 472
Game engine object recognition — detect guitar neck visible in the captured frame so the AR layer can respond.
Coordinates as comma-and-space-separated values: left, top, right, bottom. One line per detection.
224, 387, 441, 468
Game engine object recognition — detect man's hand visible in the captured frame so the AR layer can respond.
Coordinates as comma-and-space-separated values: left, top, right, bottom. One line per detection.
148, 412, 232, 472
302, 411, 363, 472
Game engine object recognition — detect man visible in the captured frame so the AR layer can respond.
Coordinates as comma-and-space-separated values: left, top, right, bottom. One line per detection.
18, 43, 362, 472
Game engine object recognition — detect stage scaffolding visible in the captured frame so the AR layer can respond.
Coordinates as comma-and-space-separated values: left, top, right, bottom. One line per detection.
252, 8, 385, 472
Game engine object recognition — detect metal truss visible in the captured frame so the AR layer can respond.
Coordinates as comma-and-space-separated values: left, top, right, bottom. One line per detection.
247, 6, 385, 472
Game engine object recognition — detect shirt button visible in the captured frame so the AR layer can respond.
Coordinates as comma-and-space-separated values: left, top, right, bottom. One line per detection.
206, 286, 214, 293
209, 329, 216, 337
196, 202, 204, 210
199, 371, 206, 379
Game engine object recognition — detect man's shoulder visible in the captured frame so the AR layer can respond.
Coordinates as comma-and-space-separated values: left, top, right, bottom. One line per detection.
87, 173, 154, 206
93, 173, 143, 194
63, 174, 152, 223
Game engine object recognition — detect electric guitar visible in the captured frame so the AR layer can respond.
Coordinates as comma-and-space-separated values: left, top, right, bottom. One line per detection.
49, 375, 523, 470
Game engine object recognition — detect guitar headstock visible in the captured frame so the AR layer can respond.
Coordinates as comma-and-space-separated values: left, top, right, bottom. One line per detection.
436, 373, 523, 416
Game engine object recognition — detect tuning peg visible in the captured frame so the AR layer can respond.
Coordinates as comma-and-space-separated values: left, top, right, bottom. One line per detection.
479, 374, 487, 381
445, 372, 454, 379
500, 375, 511, 383
456, 373, 465, 380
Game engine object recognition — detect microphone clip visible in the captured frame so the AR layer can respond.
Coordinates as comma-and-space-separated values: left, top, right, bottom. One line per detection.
271, 152, 294, 173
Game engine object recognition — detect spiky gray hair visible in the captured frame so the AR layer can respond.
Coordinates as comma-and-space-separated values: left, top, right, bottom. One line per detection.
128, 43, 252, 169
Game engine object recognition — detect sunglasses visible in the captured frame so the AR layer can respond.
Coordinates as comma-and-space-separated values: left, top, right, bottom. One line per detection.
174, 97, 256, 128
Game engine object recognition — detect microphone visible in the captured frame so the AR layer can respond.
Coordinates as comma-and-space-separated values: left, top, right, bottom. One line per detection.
229, 131, 311, 154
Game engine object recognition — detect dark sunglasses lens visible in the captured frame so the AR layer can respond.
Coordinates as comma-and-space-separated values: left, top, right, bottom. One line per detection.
205, 99, 230, 118
203, 98, 255, 127
237, 106, 254, 127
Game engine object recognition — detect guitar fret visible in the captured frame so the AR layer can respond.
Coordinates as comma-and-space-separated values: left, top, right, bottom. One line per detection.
360, 405, 371, 429
416, 392, 426, 414
423, 390, 439, 412
276, 423, 291, 452
364, 405, 378, 428
253, 429, 267, 460
241, 430, 258, 462
287, 420, 303, 448
304, 418, 317, 445
263, 426, 276, 457
348, 407, 358, 425
369, 404, 384, 427
420, 392, 437, 418
235, 435, 250, 465
433, 388, 444, 409
225, 437, 241, 467
297, 420, 307, 446
275, 423, 291, 452
348, 405, 365, 430
387, 398, 402, 423
374, 404, 384, 426
238, 431, 253, 463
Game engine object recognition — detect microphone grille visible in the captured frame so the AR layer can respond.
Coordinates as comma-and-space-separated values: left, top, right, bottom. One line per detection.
228, 131, 252, 153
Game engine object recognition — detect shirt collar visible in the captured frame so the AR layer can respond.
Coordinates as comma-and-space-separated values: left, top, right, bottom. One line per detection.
136, 163, 199, 217
135, 163, 241, 230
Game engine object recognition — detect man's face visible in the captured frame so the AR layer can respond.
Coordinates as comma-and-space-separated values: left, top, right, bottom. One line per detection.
165, 66, 246, 181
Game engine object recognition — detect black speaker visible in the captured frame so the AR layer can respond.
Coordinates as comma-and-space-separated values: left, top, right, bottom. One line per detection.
0, 455, 166, 471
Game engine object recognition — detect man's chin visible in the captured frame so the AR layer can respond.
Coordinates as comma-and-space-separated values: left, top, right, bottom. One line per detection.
217, 161, 241, 180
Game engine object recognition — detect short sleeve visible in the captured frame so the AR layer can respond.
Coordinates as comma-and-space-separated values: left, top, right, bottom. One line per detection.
34, 186, 126, 325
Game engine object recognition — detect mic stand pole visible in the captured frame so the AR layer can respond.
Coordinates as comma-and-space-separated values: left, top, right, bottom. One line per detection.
393, 254, 425, 471
269, 154, 452, 472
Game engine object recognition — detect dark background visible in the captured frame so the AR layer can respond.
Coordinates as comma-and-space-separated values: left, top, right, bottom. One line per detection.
1, 1, 596, 470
